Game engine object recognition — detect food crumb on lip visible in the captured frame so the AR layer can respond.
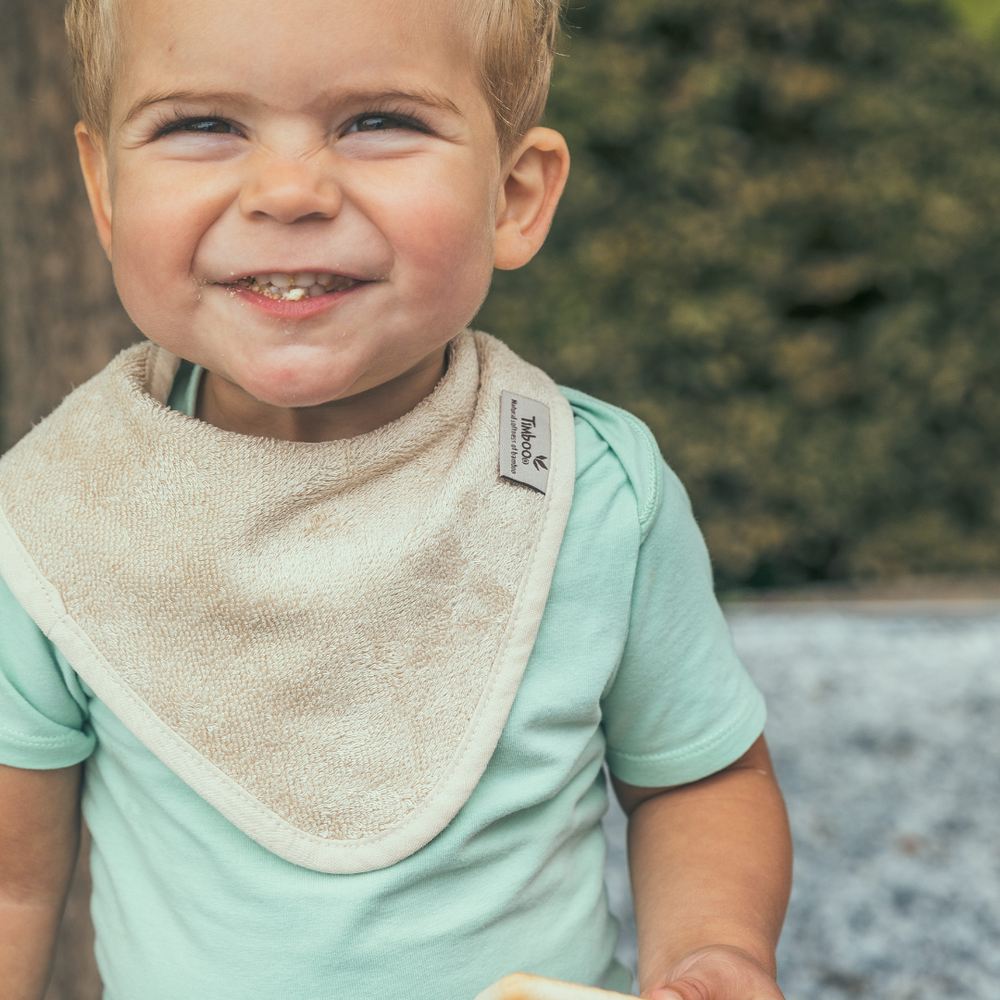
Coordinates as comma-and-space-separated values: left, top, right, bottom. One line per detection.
225, 272, 360, 301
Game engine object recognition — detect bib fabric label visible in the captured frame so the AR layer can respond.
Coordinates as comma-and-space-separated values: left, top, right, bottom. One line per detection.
500, 390, 550, 494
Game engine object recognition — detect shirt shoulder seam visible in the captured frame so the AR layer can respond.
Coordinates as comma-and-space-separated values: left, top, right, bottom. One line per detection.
560, 386, 663, 540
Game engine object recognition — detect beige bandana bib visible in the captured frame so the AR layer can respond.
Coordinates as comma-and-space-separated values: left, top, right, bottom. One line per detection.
0, 331, 575, 872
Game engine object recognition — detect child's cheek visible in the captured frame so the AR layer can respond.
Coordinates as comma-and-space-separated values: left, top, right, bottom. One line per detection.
388, 175, 496, 305
109, 162, 225, 334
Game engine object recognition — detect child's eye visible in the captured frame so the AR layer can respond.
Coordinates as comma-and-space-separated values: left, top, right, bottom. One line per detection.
346, 113, 424, 134
153, 117, 243, 139
175, 119, 241, 135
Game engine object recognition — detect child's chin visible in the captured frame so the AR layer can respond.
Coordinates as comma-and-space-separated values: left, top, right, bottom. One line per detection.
246, 380, 349, 410
237, 363, 356, 410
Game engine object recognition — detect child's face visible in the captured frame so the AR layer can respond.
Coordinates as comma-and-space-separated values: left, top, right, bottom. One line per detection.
76, 0, 562, 413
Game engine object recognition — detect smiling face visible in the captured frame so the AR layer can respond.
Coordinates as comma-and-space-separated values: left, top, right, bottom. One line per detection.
75, 0, 568, 435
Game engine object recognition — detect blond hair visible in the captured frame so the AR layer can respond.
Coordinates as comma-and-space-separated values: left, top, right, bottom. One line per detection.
64, 0, 563, 158
472, 0, 563, 156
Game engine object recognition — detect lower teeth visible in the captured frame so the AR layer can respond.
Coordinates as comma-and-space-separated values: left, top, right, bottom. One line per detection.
236, 274, 355, 300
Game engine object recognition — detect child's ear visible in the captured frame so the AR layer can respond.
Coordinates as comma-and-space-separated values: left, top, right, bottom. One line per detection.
75, 122, 114, 257
494, 127, 570, 270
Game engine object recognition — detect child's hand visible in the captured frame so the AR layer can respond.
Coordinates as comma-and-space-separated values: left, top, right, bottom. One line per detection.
644, 945, 785, 1000
617, 737, 791, 1000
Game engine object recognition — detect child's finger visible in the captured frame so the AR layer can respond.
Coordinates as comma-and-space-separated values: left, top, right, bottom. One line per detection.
475, 973, 635, 1000
649, 975, 785, 1000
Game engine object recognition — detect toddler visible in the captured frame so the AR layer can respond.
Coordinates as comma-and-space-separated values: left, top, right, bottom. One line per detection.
0, 0, 791, 998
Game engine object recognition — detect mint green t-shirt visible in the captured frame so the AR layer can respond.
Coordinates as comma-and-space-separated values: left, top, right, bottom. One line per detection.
0, 363, 765, 1000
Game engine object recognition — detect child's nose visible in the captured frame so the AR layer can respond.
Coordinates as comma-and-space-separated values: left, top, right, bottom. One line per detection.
239, 155, 342, 224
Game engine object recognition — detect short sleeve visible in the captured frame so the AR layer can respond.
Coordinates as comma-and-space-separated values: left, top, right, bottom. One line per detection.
0, 573, 95, 769
560, 389, 766, 789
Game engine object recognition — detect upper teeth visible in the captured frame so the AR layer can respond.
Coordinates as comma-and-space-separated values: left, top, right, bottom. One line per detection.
239, 272, 356, 300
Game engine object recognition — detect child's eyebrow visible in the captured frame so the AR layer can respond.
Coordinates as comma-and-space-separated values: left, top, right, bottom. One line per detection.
333, 89, 464, 118
119, 91, 252, 128
119, 88, 464, 129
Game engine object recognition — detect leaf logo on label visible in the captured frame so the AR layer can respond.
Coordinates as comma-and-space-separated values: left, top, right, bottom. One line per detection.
499, 391, 551, 494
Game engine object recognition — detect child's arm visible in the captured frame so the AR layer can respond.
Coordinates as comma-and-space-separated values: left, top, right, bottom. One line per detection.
614, 735, 791, 1000
0, 762, 82, 1000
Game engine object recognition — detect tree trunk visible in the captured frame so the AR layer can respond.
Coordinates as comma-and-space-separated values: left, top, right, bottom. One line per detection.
0, 0, 137, 452
0, 0, 132, 995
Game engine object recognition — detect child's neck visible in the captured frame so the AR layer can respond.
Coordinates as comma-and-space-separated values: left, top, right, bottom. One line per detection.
196, 348, 448, 443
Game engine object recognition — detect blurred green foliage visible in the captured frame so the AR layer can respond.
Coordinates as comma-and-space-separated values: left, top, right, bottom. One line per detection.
477, 0, 1000, 588
937, 0, 1000, 39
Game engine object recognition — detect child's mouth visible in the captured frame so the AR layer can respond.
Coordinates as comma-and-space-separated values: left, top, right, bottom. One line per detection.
234, 272, 359, 301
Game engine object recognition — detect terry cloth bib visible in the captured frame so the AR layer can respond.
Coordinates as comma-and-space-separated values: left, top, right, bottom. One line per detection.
0, 331, 575, 873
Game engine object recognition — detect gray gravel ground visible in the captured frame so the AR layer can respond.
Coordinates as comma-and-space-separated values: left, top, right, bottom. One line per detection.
602, 603, 1000, 999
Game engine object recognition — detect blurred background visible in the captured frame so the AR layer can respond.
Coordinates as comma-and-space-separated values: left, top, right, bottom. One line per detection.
483, 0, 1000, 590
4, 0, 1000, 998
